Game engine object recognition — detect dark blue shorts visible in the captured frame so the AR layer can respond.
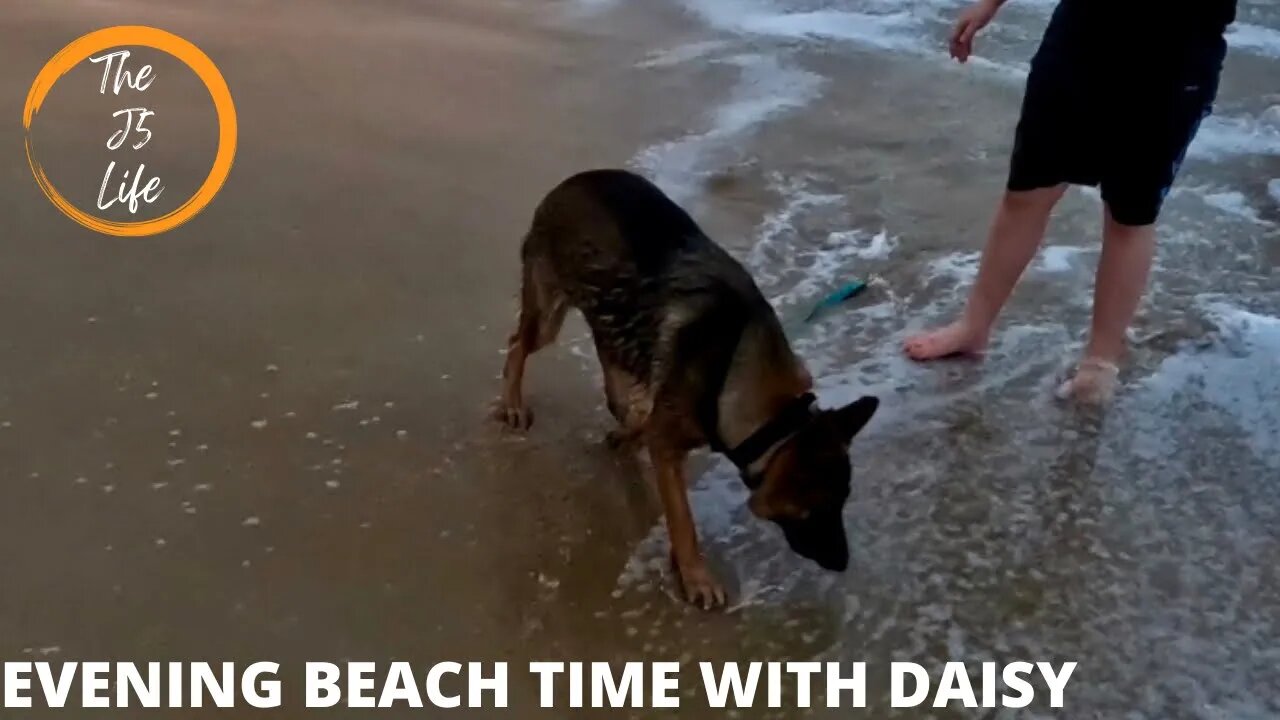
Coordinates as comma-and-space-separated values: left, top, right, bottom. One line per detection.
1007, 6, 1228, 226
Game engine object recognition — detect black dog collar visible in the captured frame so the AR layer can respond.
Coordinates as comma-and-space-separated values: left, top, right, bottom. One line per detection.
726, 392, 818, 489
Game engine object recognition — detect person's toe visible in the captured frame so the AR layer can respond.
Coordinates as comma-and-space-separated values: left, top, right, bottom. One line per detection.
903, 332, 937, 358
1055, 359, 1119, 405
905, 329, 960, 361
904, 339, 931, 360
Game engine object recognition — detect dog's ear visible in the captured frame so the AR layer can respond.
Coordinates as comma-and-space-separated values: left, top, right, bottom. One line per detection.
830, 396, 879, 441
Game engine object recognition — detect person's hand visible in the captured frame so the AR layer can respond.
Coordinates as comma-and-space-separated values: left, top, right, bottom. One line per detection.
950, 0, 1001, 63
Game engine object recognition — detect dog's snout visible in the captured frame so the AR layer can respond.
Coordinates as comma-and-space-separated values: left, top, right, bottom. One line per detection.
809, 542, 849, 572
778, 513, 849, 573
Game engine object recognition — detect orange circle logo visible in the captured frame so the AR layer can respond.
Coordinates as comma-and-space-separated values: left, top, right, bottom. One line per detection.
23, 26, 237, 237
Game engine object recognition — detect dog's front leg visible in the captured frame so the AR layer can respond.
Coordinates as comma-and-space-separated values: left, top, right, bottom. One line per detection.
650, 444, 727, 610
601, 366, 651, 449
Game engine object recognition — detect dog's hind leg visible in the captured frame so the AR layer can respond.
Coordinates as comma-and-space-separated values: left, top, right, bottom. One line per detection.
498, 256, 568, 430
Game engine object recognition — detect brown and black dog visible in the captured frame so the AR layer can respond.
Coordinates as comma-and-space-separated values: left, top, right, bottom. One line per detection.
498, 169, 878, 609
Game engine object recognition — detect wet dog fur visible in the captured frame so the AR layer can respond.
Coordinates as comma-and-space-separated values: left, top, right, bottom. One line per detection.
498, 169, 878, 609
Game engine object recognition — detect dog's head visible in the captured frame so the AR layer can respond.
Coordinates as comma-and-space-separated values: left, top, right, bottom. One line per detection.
747, 396, 879, 572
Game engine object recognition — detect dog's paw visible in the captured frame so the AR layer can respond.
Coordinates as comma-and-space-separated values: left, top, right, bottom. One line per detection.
493, 402, 534, 431
677, 562, 727, 611
604, 427, 640, 451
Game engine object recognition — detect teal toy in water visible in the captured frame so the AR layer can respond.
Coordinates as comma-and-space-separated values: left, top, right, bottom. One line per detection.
804, 280, 867, 323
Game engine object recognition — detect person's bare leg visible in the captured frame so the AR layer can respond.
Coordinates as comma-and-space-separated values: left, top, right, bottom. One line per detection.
905, 184, 1067, 360
1057, 204, 1156, 404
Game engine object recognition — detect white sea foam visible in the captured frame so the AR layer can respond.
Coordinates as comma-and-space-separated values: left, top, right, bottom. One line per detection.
966, 55, 1030, 81
817, 321, 1073, 437
828, 228, 898, 260
744, 175, 843, 276
760, 225, 899, 309
774, 231, 893, 309
1036, 244, 1086, 273
925, 250, 980, 286
737, 9, 926, 51
1200, 190, 1269, 225
1189, 114, 1280, 159
634, 54, 824, 201
710, 56, 824, 136
1269, 179, 1280, 204
676, 0, 1043, 81
700, 1, 938, 57
637, 40, 731, 68
1227, 22, 1280, 59
1134, 297, 1280, 470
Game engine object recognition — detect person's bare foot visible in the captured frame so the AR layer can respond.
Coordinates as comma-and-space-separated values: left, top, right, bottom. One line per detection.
903, 320, 989, 361
1055, 357, 1119, 405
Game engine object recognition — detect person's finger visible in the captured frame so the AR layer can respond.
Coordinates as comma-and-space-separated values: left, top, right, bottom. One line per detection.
949, 19, 970, 59
956, 21, 982, 61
